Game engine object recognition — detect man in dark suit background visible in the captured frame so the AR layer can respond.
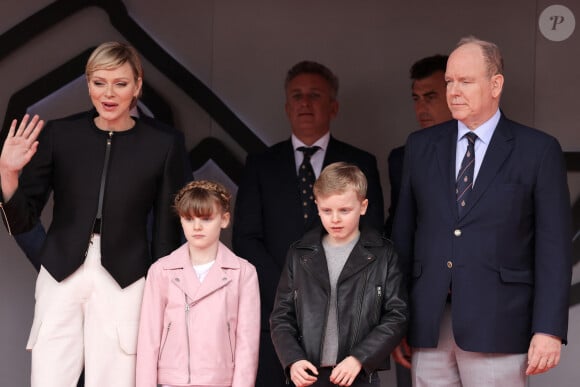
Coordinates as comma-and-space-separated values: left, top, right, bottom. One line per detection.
386, 53, 453, 387
233, 60, 384, 387
384, 54, 452, 237
392, 36, 572, 386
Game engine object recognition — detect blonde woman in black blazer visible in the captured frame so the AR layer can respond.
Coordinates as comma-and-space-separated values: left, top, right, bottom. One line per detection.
0, 42, 186, 387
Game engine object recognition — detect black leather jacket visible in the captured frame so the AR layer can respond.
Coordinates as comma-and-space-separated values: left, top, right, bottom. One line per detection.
270, 227, 408, 377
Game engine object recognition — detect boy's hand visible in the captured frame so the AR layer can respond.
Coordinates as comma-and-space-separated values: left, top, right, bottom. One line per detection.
330, 356, 362, 386
290, 360, 318, 387
392, 337, 412, 369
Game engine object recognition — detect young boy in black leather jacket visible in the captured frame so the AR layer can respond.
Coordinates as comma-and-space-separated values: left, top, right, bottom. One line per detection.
270, 162, 408, 387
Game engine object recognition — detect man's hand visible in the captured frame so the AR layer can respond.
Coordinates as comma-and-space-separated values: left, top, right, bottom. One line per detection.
330, 356, 362, 386
392, 337, 412, 369
526, 333, 562, 375
290, 360, 318, 387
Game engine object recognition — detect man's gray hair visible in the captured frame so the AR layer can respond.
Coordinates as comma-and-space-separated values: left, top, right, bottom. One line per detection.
457, 36, 504, 77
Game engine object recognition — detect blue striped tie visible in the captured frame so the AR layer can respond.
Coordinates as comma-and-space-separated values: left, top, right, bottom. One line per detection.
456, 132, 477, 214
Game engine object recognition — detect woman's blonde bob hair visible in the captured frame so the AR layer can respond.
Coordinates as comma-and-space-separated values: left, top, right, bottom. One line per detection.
85, 42, 143, 108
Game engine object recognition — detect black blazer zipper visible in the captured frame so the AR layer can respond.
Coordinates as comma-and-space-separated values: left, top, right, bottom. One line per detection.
88, 131, 113, 247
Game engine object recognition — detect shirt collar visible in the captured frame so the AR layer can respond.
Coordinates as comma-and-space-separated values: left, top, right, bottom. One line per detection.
456, 109, 501, 145
292, 131, 330, 151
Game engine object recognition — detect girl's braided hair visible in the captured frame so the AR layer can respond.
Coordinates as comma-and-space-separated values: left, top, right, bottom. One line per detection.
173, 180, 231, 218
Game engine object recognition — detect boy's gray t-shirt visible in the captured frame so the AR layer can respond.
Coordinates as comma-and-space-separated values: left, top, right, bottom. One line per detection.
320, 232, 360, 366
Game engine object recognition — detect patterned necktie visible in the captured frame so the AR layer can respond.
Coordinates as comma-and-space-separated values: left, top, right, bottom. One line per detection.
297, 146, 321, 223
456, 132, 477, 214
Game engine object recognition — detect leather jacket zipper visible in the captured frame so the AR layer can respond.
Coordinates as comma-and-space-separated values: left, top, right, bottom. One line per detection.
375, 285, 383, 323
350, 268, 369, 350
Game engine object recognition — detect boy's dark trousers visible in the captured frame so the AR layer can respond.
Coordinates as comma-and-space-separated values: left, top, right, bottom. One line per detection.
307, 368, 380, 387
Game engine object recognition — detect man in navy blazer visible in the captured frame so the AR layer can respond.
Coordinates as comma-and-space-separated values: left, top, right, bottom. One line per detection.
392, 37, 572, 386
386, 55, 453, 387
233, 60, 384, 387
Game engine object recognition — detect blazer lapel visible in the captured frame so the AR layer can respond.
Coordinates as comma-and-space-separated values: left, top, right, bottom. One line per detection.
322, 136, 338, 166
281, 139, 299, 180
458, 116, 514, 220
434, 123, 459, 217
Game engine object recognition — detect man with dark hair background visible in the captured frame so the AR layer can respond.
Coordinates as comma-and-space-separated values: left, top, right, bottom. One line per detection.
385, 55, 451, 236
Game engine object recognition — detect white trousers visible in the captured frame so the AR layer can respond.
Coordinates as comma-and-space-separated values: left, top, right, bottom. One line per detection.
27, 235, 145, 387
412, 304, 527, 387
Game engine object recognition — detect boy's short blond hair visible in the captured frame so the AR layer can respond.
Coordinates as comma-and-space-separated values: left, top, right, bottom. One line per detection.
173, 180, 231, 219
313, 162, 367, 200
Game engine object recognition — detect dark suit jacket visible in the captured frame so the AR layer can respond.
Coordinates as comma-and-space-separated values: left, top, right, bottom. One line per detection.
384, 145, 405, 237
392, 115, 572, 353
233, 136, 384, 327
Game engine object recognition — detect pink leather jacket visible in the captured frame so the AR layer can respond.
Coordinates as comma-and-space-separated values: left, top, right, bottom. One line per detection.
136, 242, 260, 387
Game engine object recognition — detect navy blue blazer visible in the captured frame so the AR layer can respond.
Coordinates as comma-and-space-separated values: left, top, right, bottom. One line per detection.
384, 145, 405, 237
233, 136, 384, 327
392, 115, 572, 353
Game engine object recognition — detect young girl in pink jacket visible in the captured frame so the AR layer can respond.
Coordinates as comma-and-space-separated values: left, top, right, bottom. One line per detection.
136, 180, 260, 387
